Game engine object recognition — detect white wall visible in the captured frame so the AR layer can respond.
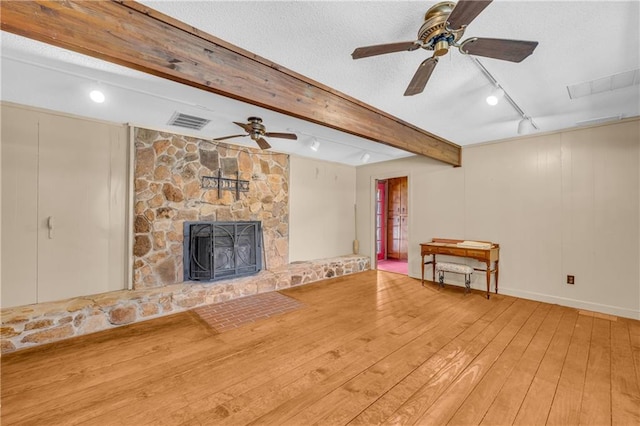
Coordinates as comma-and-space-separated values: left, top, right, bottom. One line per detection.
356, 119, 640, 319
289, 155, 356, 261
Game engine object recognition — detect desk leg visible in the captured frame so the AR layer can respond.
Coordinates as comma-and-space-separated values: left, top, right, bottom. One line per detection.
421, 254, 425, 286
432, 255, 436, 283
485, 261, 491, 299
495, 260, 499, 294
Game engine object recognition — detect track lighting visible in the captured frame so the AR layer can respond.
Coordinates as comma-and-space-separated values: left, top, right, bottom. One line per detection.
310, 137, 320, 152
470, 57, 538, 134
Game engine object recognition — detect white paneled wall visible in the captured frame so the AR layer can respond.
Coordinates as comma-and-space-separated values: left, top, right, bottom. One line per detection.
1, 103, 129, 308
463, 134, 564, 305
289, 155, 356, 261
1, 104, 39, 306
356, 119, 640, 319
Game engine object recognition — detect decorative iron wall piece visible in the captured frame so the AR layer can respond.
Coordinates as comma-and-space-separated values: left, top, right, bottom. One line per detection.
202, 170, 250, 200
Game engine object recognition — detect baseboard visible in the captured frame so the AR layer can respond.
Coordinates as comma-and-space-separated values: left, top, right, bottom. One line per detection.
498, 287, 640, 320
409, 272, 640, 320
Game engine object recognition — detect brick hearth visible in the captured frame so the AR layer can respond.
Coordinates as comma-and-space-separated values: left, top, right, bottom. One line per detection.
193, 291, 304, 333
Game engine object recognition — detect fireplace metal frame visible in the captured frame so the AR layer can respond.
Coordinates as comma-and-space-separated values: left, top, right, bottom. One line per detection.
183, 221, 263, 282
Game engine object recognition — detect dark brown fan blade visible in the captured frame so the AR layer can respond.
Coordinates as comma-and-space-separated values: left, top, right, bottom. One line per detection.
214, 134, 247, 141
264, 132, 298, 140
461, 38, 538, 62
255, 137, 271, 150
352, 41, 420, 59
447, 0, 493, 30
233, 121, 253, 133
404, 57, 438, 96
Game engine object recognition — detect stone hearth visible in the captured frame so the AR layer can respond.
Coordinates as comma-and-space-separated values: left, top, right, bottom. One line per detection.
1, 255, 370, 353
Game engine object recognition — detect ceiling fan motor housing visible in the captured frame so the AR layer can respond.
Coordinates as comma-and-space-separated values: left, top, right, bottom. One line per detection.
247, 116, 266, 139
417, 1, 464, 54
217, 117, 296, 149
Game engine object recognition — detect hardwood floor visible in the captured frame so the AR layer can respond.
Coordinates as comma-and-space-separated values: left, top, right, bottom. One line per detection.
2, 271, 639, 425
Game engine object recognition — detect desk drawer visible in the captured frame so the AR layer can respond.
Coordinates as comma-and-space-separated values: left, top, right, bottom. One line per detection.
466, 249, 488, 258
438, 247, 467, 256
421, 246, 439, 255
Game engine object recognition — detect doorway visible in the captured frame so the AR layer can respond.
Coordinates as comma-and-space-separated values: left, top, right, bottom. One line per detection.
375, 176, 408, 275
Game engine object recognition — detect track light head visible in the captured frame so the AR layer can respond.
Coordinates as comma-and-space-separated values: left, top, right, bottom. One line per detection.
89, 89, 105, 103
518, 117, 535, 135
486, 87, 504, 106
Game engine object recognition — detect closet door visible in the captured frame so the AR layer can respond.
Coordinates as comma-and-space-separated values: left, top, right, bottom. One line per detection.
36, 114, 127, 303
1, 106, 39, 307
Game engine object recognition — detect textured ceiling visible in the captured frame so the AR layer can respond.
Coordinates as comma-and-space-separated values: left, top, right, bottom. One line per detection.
2, 1, 639, 165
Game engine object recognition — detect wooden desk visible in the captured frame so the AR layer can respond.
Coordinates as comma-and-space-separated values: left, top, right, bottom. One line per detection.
421, 238, 500, 299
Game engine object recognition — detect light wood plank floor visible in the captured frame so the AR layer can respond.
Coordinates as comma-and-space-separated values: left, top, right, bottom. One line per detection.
2, 271, 639, 425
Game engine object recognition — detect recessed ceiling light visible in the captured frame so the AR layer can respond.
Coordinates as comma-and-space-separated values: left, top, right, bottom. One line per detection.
89, 89, 105, 103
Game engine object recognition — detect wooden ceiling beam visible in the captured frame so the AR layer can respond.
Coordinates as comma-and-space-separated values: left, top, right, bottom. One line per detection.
0, 0, 461, 166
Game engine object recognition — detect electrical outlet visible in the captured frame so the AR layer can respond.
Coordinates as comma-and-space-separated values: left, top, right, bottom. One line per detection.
567, 275, 575, 285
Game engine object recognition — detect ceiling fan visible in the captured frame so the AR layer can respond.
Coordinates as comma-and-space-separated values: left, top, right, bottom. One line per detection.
213, 117, 298, 150
352, 0, 539, 96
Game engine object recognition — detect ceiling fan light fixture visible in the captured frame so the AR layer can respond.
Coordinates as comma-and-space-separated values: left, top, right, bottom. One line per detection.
310, 138, 320, 152
433, 39, 450, 57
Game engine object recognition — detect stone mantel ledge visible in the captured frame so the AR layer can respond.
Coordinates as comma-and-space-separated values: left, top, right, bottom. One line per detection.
0, 255, 370, 354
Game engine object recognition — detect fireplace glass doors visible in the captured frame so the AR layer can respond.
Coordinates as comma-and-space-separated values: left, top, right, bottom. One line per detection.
183, 221, 263, 281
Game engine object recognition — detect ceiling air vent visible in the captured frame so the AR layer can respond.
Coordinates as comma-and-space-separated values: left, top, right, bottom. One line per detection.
567, 69, 640, 99
167, 112, 211, 130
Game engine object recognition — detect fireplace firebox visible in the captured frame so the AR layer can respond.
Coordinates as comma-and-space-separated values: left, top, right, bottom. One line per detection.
183, 221, 263, 281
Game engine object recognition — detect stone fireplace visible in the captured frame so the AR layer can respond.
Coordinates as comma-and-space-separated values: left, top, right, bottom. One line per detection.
133, 128, 289, 289
1, 126, 370, 354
